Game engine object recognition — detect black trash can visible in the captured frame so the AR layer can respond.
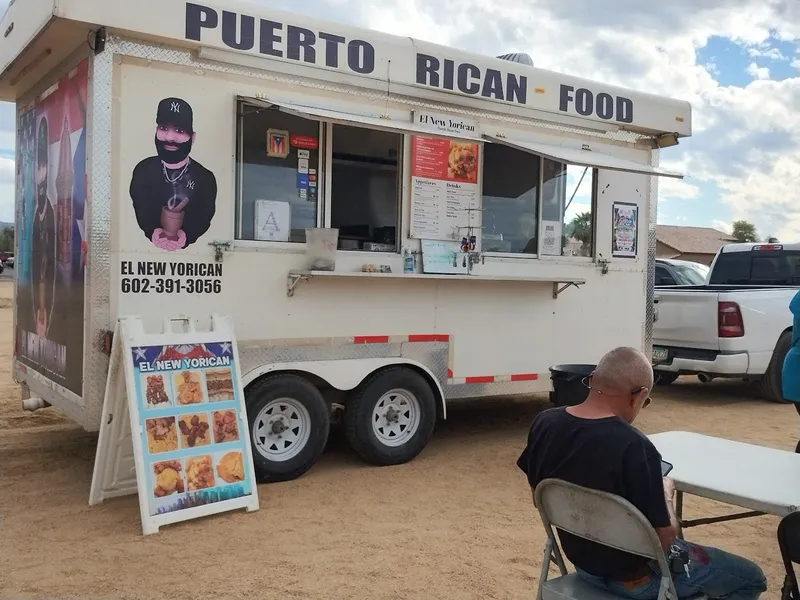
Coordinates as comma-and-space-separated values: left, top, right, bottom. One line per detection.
549, 364, 596, 407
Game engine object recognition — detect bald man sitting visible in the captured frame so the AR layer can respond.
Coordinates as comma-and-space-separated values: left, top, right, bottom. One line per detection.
517, 347, 766, 600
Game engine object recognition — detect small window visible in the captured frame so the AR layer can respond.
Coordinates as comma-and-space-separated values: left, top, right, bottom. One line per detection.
655, 265, 676, 286
482, 144, 540, 254
330, 124, 401, 252
236, 102, 322, 242
541, 160, 595, 257
709, 251, 800, 285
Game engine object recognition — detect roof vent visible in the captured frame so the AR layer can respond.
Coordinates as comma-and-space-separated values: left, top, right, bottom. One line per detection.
496, 52, 533, 67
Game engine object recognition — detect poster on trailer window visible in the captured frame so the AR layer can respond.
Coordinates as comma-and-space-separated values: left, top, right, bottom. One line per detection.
15, 60, 88, 396
409, 136, 481, 242
612, 201, 638, 258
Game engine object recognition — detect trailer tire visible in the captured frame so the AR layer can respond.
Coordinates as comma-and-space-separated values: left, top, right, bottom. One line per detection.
761, 331, 792, 404
344, 367, 436, 467
655, 372, 679, 386
246, 374, 330, 483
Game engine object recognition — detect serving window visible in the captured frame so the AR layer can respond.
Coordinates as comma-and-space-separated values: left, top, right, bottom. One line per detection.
330, 124, 402, 252
235, 104, 323, 243
480, 145, 597, 257
234, 97, 605, 261
540, 161, 596, 257
482, 143, 540, 254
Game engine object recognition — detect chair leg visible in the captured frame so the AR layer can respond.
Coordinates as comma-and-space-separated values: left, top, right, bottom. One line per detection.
537, 539, 553, 600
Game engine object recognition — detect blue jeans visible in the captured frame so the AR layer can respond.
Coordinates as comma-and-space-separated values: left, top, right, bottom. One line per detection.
576, 539, 767, 600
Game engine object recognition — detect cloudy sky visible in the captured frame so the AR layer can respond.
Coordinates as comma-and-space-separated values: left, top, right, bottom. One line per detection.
2, 0, 800, 240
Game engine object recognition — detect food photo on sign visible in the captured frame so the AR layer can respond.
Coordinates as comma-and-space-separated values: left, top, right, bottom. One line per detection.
129, 97, 218, 252
131, 341, 253, 517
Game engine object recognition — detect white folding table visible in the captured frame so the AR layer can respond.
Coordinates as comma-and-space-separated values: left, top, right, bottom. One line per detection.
649, 430, 800, 528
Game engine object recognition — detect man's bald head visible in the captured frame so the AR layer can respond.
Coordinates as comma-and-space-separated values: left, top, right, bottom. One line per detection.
593, 346, 654, 394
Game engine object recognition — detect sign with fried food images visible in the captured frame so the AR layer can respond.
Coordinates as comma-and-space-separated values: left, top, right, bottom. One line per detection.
90, 314, 259, 535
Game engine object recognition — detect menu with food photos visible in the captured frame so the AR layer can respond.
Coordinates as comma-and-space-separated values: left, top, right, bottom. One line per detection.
133, 340, 255, 519
409, 136, 482, 243
89, 315, 259, 535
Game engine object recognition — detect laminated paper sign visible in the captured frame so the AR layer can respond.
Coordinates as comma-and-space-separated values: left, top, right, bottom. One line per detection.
611, 201, 639, 258
409, 136, 481, 243
90, 314, 259, 535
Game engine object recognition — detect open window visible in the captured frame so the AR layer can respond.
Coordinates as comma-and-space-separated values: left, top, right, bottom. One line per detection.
540, 161, 596, 257
482, 143, 540, 254
330, 124, 402, 252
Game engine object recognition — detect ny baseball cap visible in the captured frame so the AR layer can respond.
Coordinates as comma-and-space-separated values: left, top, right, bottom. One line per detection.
156, 97, 193, 132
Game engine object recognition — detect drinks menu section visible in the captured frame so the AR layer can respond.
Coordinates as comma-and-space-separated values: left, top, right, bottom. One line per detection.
410, 136, 481, 242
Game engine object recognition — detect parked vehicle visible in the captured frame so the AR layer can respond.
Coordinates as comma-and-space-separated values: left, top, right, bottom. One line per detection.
655, 258, 709, 286
653, 242, 798, 402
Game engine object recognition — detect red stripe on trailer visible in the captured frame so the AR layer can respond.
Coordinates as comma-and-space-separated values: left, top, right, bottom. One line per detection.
407, 334, 450, 343
464, 376, 495, 384
353, 335, 390, 344
447, 368, 454, 378
510, 373, 538, 382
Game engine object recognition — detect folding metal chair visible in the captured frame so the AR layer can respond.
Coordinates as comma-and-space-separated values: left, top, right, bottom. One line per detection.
534, 478, 704, 600
778, 512, 800, 600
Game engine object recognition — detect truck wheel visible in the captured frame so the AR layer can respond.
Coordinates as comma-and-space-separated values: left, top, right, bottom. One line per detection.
761, 331, 792, 404
344, 367, 436, 466
246, 374, 330, 483
655, 372, 679, 386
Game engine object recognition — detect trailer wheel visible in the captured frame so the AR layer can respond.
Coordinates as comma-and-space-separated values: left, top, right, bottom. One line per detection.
344, 367, 436, 466
246, 374, 330, 483
761, 331, 792, 404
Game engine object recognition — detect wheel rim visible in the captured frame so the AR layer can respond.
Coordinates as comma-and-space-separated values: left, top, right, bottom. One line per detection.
252, 398, 311, 462
371, 388, 421, 447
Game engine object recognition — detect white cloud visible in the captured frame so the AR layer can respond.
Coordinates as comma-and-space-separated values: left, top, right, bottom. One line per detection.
712, 219, 732, 234
746, 62, 770, 79
659, 177, 701, 200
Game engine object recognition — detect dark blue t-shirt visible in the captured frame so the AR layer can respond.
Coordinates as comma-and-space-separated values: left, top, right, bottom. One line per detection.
517, 407, 670, 579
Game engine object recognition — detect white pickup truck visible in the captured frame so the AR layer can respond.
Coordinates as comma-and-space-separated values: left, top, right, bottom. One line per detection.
653, 242, 799, 402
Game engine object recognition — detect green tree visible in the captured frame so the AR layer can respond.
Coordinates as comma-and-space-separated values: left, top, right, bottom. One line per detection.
569, 212, 592, 254
0, 226, 13, 253
731, 220, 758, 243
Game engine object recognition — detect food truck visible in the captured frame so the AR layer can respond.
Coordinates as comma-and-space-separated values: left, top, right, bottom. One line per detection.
0, 0, 691, 483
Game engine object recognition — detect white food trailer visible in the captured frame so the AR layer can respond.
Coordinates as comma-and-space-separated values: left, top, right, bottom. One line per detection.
1, 0, 691, 482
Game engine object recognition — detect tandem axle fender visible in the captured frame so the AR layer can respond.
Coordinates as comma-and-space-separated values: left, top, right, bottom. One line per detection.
240, 357, 447, 418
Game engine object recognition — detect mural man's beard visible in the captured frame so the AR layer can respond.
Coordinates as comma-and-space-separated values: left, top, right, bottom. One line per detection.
155, 135, 192, 165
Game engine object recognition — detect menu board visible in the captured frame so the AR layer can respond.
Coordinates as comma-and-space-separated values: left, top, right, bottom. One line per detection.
133, 341, 255, 518
410, 136, 481, 242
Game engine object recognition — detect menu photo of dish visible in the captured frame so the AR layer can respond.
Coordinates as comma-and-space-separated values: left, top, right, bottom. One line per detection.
206, 367, 235, 402
142, 373, 173, 409
178, 412, 212, 448
174, 370, 207, 405
215, 450, 246, 485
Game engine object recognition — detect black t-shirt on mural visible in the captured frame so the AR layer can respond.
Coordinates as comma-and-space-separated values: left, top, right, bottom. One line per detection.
130, 156, 217, 248
516, 407, 670, 580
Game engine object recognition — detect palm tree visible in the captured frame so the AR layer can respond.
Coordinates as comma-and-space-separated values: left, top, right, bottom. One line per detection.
569, 212, 592, 254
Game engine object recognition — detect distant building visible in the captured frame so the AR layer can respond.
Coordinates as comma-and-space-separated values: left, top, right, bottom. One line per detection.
656, 225, 737, 265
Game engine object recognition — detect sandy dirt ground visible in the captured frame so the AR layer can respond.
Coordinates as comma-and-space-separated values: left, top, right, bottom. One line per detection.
0, 277, 796, 599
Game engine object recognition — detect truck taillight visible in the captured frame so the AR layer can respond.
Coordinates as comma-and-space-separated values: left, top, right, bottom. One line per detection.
718, 301, 744, 338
